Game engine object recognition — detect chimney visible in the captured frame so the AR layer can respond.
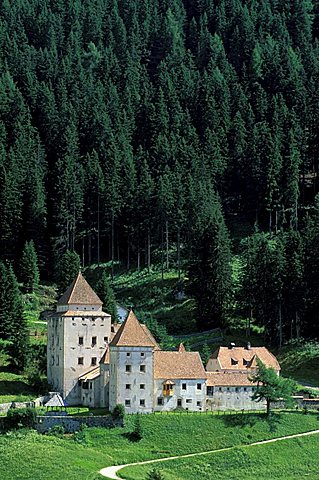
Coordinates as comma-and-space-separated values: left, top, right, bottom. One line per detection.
228, 342, 236, 350
246, 342, 251, 350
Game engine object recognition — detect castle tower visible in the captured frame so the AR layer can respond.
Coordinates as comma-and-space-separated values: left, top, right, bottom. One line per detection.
47, 272, 111, 405
109, 311, 159, 413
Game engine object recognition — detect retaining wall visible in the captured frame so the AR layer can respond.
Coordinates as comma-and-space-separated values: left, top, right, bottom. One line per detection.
35, 415, 122, 433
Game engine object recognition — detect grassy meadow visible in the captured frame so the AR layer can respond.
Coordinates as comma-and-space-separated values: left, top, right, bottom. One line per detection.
121, 432, 319, 480
0, 412, 319, 480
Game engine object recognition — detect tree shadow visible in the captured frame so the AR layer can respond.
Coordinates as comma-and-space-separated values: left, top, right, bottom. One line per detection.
121, 431, 142, 443
221, 412, 262, 428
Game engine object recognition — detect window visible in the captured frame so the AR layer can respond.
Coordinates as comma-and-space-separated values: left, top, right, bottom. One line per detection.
91, 357, 97, 366
141, 352, 145, 357
126, 384, 131, 390
231, 358, 238, 365
227, 387, 230, 391
82, 382, 88, 390
140, 384, 145, 389
78, 357, 84, 365
140, 365, 145, 372
207, 387, 214, 396
92, 336, 97, 346
126, 365, 131, 372
177, 399, 182, 407
219, 387, 222, 392
79, 337, 84, 346
157, 398, 164, 405
125, 399, 131, 406
104, 336, 108, 343
140, 399, 145, 406
182, 383, 187, 390
243, 359, 249, 366
197, 401, 202, 407
126, 352, 131, 357
235, 387, 239, 392
197, 383, 202, 390
89, 382, 92, 390
244, 387, 247, 392
186, 399, 192, 404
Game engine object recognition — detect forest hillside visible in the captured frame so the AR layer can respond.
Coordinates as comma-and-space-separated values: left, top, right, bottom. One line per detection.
1, 0, 319, 344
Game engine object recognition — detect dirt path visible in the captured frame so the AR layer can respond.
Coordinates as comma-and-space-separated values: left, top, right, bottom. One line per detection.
99, 429, 319, 480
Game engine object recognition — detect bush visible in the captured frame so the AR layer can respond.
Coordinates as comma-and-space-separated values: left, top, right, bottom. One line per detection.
112, 404, 125, 421
130, 414, 143, 441
146, 468, 165, 480
73, 424, 88, 444
6, 408, 37, 430
47, 425, 65, 437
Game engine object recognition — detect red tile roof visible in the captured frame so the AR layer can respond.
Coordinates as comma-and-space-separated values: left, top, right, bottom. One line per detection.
154, 351, 206, 379
208, 346, 280, 372
57, 272, 103, 306
109, 310, 159, 348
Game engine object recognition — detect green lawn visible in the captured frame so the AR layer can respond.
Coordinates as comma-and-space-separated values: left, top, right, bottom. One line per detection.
0, 412, 319, 480
278, 341, 319, 387
0, 354, 36, 404
121, 433, 319, 480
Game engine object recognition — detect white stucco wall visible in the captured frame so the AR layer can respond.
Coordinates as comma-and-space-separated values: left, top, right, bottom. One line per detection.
154, 379, 206, 412
109, 346, 154, 413
206, 386, 266, 411
57, 304, 103, 313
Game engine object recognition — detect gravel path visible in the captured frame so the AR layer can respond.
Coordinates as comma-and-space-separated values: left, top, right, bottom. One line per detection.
99, 429, 319, 479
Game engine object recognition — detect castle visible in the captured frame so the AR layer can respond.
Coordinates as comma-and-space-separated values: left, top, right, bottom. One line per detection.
47, 272, 280, 412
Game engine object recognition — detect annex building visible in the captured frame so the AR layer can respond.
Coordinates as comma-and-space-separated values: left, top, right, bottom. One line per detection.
47, 273, 280, 412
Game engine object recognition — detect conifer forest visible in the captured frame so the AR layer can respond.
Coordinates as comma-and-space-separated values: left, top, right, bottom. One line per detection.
1, 0, 319, 344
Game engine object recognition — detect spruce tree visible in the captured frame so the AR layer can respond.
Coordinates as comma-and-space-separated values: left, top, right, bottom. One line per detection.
19, 240, 40, 292
96, 272, 118, 323
56, 250, 81, 294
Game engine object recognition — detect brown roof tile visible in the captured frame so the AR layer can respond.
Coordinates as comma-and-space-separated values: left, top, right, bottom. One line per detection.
206, 371, 257, 387
109, 310, 159, 348
154, 351, 206, 379
208, 346, 280, 372
57, 272, 103, 306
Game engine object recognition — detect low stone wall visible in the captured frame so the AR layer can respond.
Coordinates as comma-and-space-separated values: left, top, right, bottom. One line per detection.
0, 401, 35, 414
35, 415, 122, 433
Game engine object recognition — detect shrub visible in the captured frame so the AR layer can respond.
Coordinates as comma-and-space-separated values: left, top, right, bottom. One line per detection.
47, 425, 65, 437
112, 404, 125, 422
73, 424, 88, 444
6, 408, 36, 429
146, 468, 165, 480
130, 414, 143, 441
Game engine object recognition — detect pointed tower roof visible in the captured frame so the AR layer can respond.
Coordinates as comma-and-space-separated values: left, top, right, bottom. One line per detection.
57, 272, 102, 306
109, 310, 159, 348
178, 343, 186, 353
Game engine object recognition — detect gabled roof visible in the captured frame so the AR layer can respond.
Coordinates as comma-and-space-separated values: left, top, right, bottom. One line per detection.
109, 310, 159, 348
57, 272, 103, 306
208, 346, 280, 372
100, 348, 110, 365
79, 367, 100, 381
154, 351, 206, 379
206, 371, 257, 387
45, 393, 65, 407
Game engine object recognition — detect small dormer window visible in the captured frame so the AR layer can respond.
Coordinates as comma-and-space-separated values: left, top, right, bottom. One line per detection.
231, 358, 238, 365
243, 359, 249, 366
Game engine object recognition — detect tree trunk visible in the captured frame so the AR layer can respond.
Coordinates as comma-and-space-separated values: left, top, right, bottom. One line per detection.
166, 220, 169, 270
279, 300, 282, 349
266, 399, 271, 416
177, 228, 181, 281
161, 224, 164, 282
82, 236, 85, 267
97, 194, 100, 266
111, 212, 114, 279
296, 311, 300, 339
88, 233, 92, 266
147, 227, 151, 272
127, 228, 130, 270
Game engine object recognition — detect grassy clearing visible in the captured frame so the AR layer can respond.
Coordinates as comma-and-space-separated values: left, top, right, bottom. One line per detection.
121, 433, 319, 480
278, 341, 319, 386
0, 412, 319, 480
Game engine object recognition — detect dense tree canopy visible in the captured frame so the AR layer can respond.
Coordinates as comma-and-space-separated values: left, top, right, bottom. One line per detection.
1, 1, 319, 340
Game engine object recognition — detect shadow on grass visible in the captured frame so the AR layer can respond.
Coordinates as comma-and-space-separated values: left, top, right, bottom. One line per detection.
221, 412, 281, 432
0, 380, 33, 396
121, 431, 143, 443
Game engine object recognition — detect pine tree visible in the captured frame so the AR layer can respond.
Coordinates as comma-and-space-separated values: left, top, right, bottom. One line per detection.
188, 193, 232, 330
96, 271, 118, 323
56, 250, 81, 294
19, 240, 40, 292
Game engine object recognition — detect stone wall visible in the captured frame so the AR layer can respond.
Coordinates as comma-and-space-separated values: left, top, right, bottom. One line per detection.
35, 415, 122, 433
0, 401, 35, 414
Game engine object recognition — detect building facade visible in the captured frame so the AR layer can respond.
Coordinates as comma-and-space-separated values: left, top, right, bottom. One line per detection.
48, 273, 281, 412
